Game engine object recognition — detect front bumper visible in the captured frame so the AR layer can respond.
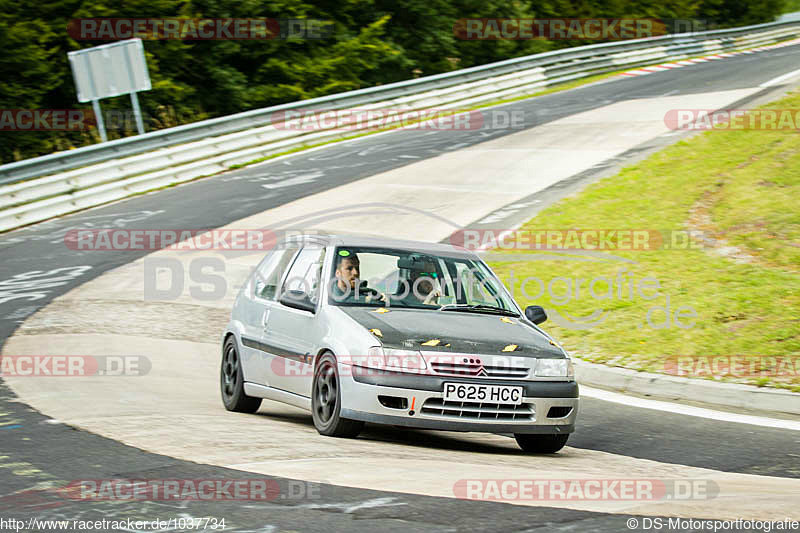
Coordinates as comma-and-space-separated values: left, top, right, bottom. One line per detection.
339, 365, 579, 434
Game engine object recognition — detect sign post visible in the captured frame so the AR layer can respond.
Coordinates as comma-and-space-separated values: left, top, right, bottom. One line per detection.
90, 100, 108, 141
130, 92, 145, 135
68, 39, 152, 142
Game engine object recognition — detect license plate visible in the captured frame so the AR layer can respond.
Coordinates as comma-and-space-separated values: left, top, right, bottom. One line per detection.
442, 383, 523, 405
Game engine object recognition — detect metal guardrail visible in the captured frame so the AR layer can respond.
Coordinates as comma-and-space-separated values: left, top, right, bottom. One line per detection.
1, 19, 799, 232
2, 19, 799, 186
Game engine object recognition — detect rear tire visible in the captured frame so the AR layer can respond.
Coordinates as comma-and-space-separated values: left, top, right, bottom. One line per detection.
514, 433, 569, 453
220, 336, 262, 413
312, 352, 364, 438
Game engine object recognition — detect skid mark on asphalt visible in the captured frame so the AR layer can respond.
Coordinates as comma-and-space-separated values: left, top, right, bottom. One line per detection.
296, 496, 408, 514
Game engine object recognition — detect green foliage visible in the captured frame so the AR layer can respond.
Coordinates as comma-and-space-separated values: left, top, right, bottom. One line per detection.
0, 0, 785, 163
783, 0, 800, 14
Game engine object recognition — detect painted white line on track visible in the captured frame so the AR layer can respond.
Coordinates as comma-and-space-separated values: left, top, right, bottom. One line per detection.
760, 67, 800, 87
581, 386, 800, 431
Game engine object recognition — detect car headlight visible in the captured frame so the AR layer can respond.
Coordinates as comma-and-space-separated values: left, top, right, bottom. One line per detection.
367, 346, 427, 372
535, 358, 574, 378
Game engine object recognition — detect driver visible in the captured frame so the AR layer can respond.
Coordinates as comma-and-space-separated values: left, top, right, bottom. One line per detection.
331, 251, 386, 303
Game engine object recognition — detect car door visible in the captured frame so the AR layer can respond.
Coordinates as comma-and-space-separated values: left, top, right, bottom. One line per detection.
263, 243, 327, 397
244, 245, 300, 387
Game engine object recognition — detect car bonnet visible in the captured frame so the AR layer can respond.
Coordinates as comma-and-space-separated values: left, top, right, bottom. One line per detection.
337, 306, 565, 358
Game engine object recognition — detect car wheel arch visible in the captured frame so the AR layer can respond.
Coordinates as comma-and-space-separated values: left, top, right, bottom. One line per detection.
223, 331, 256, 384
222, 331, 236, 348
314, 348, 335, 369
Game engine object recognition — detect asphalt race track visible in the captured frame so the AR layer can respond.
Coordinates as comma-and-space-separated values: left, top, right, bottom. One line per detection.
2, 44, 800, 532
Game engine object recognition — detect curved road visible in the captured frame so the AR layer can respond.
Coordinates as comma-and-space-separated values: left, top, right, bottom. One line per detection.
2, 44, 800, 531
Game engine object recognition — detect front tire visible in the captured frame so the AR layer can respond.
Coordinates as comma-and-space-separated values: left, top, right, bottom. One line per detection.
514, 433, 569, 453
312, 352, 364, 438
220, 336, 262, 413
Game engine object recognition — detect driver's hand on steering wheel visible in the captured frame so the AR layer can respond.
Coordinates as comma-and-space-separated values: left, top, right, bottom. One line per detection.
365, 290, 387, 304
422, 288, 441, 305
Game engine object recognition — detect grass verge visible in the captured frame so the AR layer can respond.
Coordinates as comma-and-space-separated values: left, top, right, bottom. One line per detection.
487, 89, 800, 391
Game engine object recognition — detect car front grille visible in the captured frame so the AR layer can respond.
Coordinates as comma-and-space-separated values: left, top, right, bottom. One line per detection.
420, 398, 534, 421
429, 361, 529, 379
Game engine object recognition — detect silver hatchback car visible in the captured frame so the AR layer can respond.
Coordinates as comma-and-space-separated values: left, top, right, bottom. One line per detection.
221, 233, 579, 453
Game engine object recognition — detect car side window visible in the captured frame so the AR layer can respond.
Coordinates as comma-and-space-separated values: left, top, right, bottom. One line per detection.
253, 246, 299, 300
454, 262, 499, 306
282, 246, 326, 303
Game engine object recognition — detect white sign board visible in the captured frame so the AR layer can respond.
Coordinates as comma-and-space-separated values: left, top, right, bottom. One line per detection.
68, 39, 151, 103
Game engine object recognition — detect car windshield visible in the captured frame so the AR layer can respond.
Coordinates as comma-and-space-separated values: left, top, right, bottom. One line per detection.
327, 246, 518, 314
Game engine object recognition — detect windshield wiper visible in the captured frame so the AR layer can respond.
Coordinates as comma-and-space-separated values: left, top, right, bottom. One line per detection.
438, 304, 519, 317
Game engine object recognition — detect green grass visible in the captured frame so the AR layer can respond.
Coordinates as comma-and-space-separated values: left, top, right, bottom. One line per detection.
487, 90, 800, 391
782, 0, 800, 14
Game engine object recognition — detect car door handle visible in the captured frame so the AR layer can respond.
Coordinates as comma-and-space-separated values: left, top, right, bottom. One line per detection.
262, 309, 270, 330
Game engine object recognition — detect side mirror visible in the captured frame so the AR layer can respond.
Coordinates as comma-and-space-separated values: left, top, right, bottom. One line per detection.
525, 305, 547, 325
279, 290, 316, 313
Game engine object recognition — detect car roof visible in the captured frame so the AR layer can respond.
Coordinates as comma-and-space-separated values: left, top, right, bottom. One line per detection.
282, 231, 478, 259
